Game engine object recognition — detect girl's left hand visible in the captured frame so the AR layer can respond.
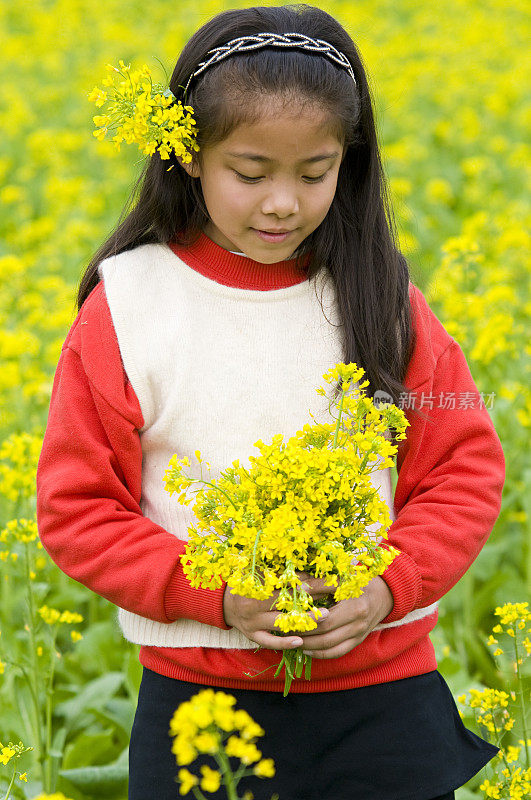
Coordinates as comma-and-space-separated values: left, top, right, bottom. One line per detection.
293, 576, 394, 659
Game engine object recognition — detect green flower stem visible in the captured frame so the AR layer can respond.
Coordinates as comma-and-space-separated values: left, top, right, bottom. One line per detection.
187, 478, 239, 511
23, 542, 46, 789
2, 762, 16, 800
513, 635, 530, 769
214, 748, 239, 800
250, 529, 262, 580
44, 628, 58, 791
358, 446, 376, 474
231, 760, 251, 786
1, 577, 11, 665
332, 387, 346, 448
490, 711, 510, 772
274, 647, 311, 696
238, 464, 259, 486
1, 501, 22, 640
191, 786, 208, 800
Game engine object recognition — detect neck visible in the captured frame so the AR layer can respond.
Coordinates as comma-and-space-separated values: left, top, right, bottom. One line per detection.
168, 230, 311, 290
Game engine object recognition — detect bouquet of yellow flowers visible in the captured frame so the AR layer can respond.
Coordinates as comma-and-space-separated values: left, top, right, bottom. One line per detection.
164, 363, 409, 695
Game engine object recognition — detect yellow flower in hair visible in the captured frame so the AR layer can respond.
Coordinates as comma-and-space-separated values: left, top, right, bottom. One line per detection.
88, 61, 199, 167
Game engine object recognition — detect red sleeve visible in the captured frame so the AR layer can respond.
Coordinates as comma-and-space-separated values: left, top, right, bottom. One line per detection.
379, 289, 505, 623
36, 282, 230, 630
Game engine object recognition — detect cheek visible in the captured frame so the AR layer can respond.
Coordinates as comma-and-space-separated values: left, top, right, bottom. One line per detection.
221, 183, 254, 217
309, 185, 337, 220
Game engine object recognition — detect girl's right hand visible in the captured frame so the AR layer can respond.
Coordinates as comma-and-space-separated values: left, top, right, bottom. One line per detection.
223, 585, 325, 650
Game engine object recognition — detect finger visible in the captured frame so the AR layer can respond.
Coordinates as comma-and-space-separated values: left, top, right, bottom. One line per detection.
297, 622, 363, 651
300, 579, 337, 597
302, 596, 372, 637
302, 638, 360, 659
249, 630, 304, 650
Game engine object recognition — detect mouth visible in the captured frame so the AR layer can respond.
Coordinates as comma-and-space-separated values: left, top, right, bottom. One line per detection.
252, 228, 296, 242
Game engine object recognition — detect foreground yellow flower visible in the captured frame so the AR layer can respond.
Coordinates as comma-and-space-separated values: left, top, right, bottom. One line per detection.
199, 764, 221, 792
0, 745, 16, 765
170, 689, 275, 799
177, 768, 198, 795
31, 794, 75, 800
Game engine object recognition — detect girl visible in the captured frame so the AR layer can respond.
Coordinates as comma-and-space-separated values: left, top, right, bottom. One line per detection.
36, 4, 505, 799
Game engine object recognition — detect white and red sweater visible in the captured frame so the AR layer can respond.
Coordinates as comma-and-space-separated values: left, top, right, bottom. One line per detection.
36, 232, 505, 692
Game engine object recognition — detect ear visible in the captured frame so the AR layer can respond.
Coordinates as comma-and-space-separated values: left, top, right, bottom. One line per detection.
177, 153, 200, 178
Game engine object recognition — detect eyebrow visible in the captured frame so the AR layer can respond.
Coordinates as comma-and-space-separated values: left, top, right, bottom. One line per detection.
224, 151, 340, 164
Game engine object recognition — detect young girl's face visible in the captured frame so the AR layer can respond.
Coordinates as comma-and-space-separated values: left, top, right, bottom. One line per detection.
180, 98, 346, 262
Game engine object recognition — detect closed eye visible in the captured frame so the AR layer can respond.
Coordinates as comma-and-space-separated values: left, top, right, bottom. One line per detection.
233, 170, 328, 184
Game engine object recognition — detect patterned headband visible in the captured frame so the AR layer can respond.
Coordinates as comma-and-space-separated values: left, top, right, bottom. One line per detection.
182, 31, 357, 96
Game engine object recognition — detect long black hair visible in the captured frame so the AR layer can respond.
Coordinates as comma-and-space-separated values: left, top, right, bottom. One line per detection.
78, 3, 417, 428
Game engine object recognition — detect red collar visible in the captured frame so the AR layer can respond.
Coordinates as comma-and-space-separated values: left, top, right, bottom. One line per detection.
168, 230, 310, 290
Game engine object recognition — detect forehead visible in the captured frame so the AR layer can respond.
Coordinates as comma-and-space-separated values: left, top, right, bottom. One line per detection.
218, 106, 344, 164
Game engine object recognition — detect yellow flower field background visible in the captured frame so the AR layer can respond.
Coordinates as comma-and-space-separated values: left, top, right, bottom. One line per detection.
0, 1, 529, 797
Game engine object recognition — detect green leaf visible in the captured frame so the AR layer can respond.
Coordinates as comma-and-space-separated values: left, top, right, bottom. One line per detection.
59, 745, 129, 796
49, 725, 68, 789
62, 730, 116, 770
87, 697, 136, 742
54, 672, 124, 734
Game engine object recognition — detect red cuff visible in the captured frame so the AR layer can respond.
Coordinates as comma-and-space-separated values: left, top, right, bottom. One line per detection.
379, 549, 422, 623
164, 563, 231, 630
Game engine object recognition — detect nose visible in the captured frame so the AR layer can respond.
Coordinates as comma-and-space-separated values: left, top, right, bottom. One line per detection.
260, 178, 300, 218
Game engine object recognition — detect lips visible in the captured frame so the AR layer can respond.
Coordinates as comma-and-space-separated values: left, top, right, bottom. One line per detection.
253, 229, 294, 243
254, 228, 293, 234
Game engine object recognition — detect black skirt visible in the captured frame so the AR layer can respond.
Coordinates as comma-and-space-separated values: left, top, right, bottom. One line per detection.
128, 667, 497, 800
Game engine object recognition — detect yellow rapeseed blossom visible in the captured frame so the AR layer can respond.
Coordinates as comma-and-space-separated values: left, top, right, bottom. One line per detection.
38, 606, 83, 626
177, 768, 198, 795
488, 603, 531, 662
494, 602, 531, 630
0, 433, 42, 502
480, 778, 502, 798
1, 518, 39, 545
199, 764, 221, 792
465, 688, 515, 734
0, 744, 16, 765
254, 758, 275, 778
459, 601, 531, 800
169, 689, 275, 796
0, 739, 33, 788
